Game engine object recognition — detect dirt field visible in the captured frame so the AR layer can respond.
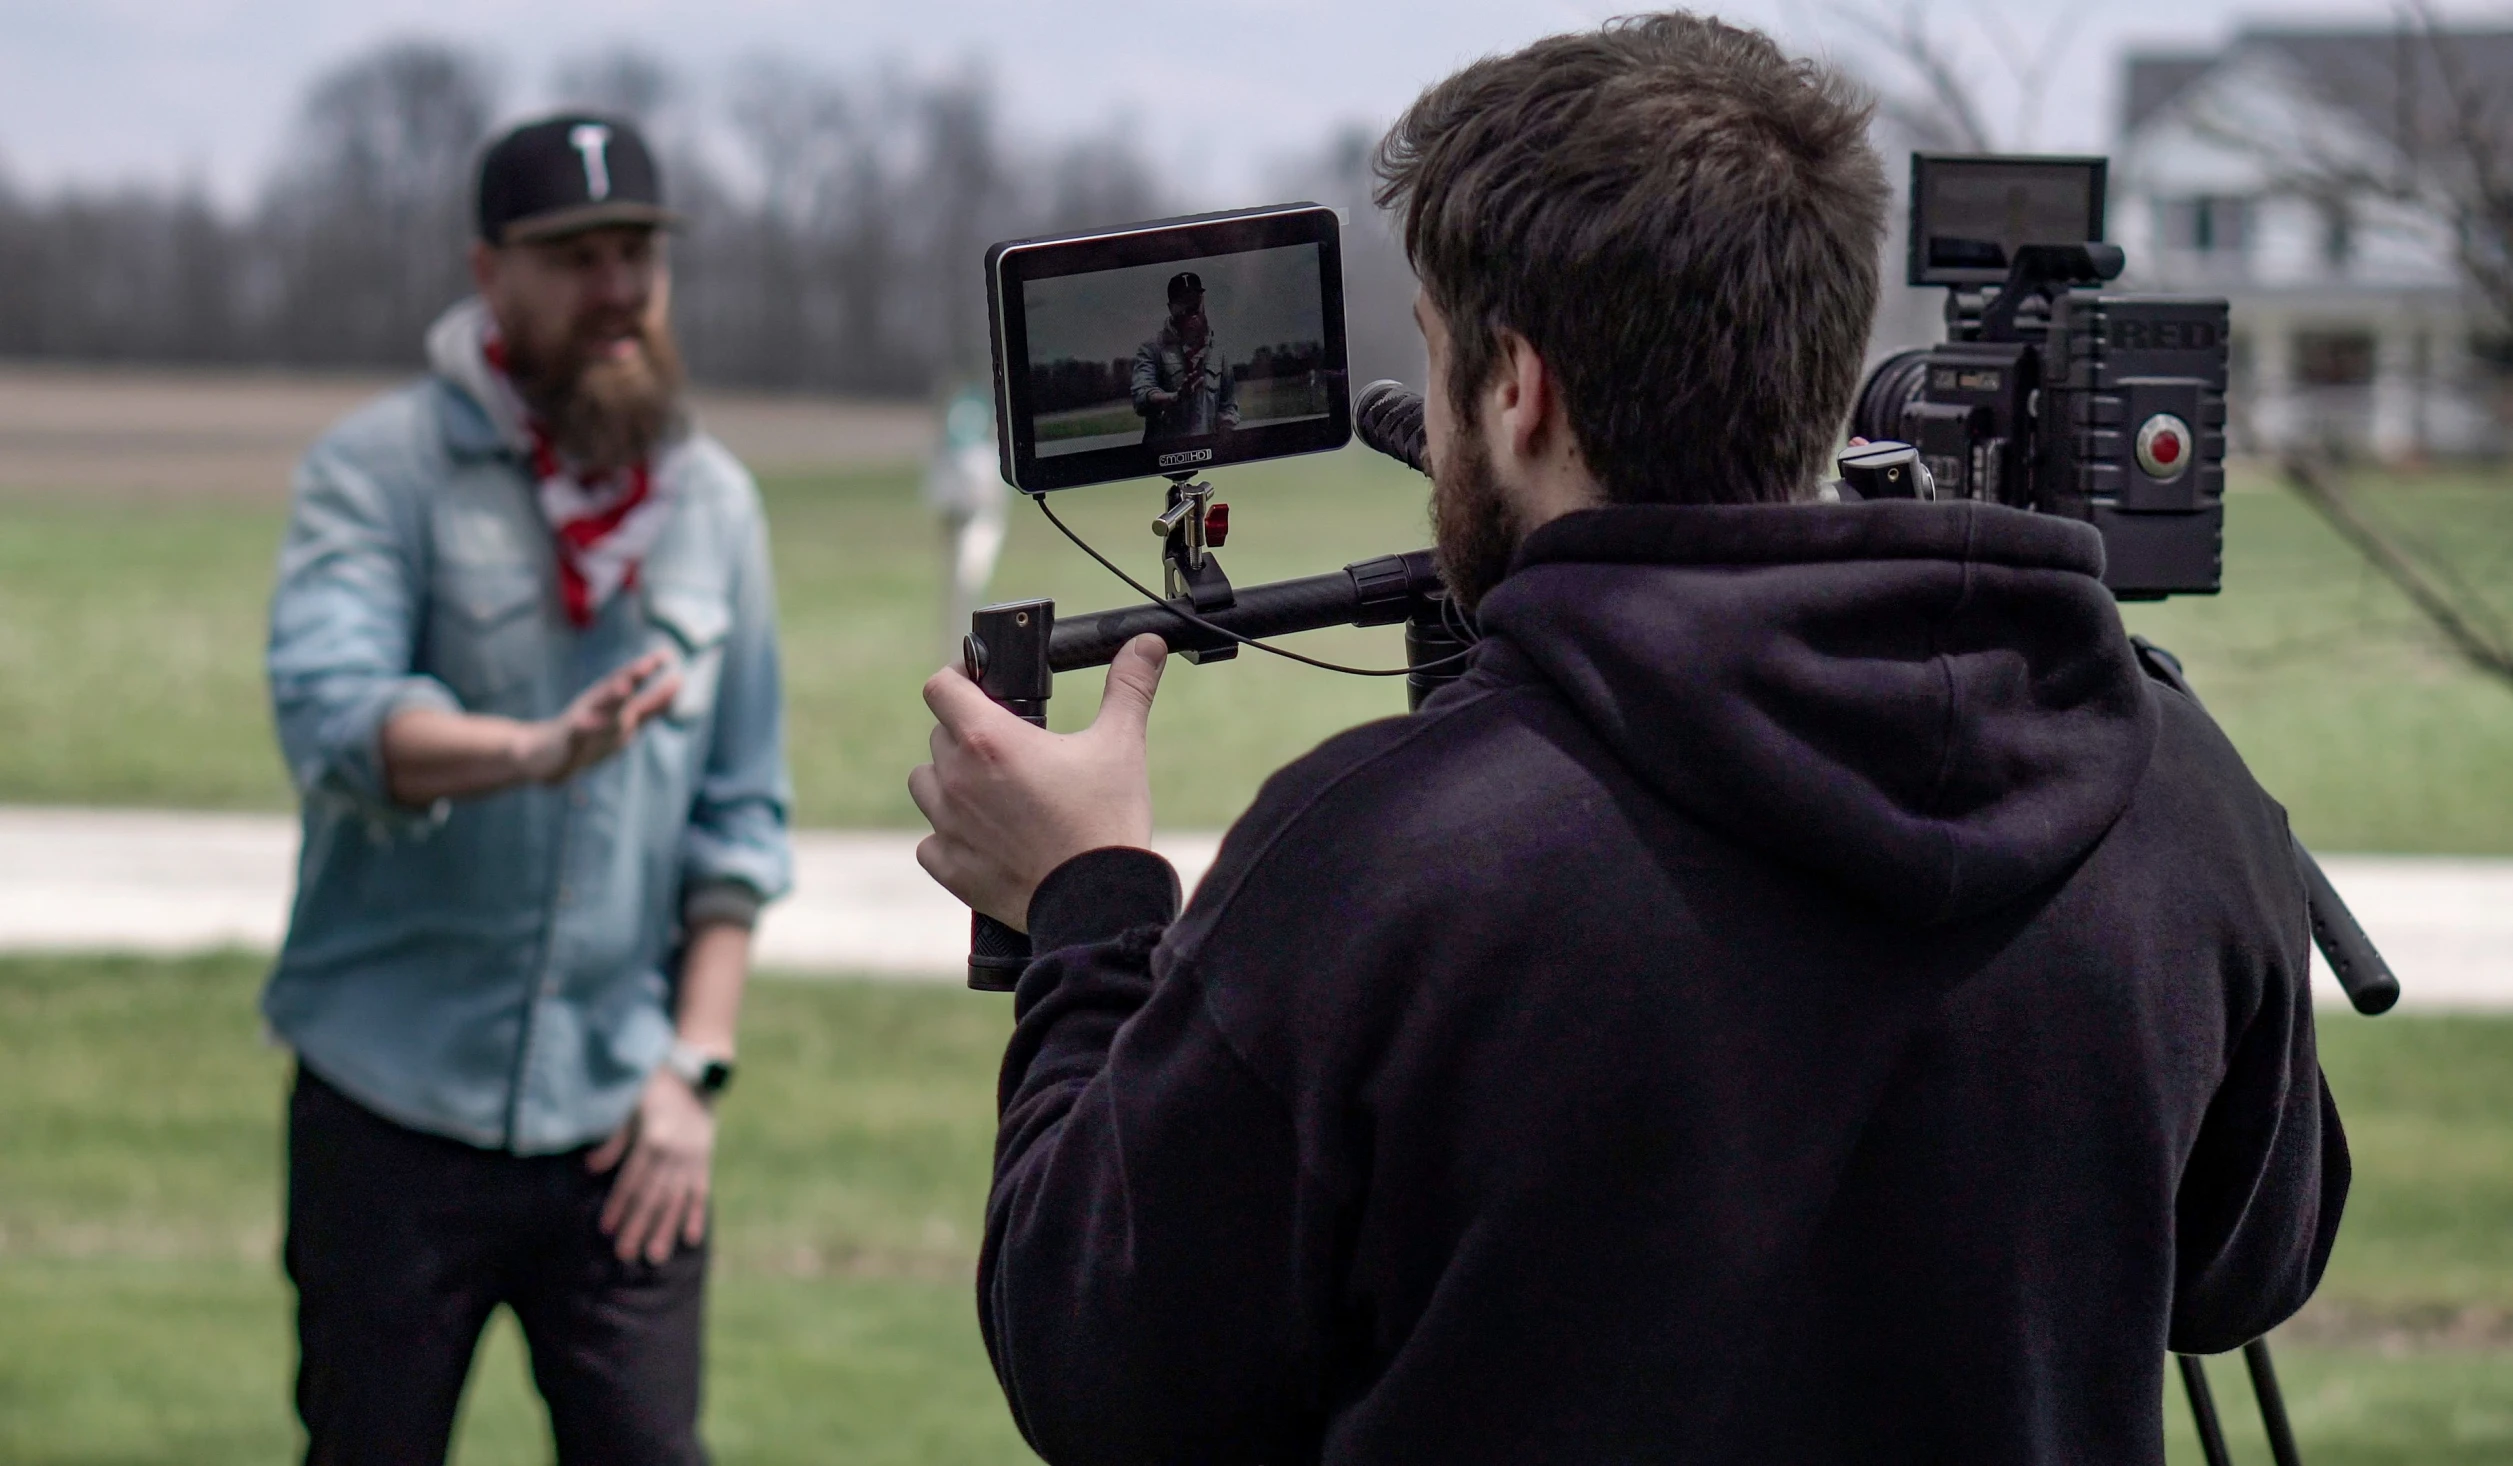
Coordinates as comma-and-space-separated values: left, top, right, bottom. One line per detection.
0, 362, 935, 499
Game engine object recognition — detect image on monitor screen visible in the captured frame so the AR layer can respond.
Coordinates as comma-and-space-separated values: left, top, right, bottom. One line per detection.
1021, 242, 1330, 459
1912, 157, 2103, 284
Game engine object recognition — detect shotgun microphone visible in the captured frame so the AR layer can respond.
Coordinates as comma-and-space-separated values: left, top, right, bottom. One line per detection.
1355, 379, 1429, 476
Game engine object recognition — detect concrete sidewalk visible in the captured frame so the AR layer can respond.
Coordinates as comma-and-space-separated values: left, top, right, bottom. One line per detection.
1, 805, 2504, 1009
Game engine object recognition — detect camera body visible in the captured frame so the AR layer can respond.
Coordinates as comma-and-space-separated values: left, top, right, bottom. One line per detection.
1854, 155, 2230, 599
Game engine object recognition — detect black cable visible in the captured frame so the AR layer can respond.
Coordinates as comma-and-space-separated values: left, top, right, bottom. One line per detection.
1030, 491, 1478, 678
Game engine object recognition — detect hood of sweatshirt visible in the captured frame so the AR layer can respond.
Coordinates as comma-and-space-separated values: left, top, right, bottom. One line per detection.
425, 297, 535, 456
1474, 499, 2159, 927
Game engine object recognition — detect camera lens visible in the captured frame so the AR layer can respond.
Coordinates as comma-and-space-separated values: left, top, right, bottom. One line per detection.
1852, 348, 1932, 444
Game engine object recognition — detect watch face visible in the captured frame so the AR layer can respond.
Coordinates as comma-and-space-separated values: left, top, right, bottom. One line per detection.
698, 1059, 734, 1096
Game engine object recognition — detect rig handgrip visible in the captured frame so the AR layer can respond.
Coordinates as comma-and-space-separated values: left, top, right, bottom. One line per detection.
1047, 551, 1441, 672
2294, 838, 2401, 1015
969, 913, 1029, 993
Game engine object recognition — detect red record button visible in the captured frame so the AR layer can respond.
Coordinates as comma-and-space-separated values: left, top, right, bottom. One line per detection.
2135, 413, 2194, 480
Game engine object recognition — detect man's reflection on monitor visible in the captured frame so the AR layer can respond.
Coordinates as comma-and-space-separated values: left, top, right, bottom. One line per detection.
1132, 271, 1241, 443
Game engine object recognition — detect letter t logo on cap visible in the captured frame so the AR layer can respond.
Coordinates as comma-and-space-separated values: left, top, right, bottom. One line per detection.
569, 124, 613, 201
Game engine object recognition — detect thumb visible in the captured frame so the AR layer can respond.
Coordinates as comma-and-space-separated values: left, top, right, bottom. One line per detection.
586, 1123, 630, 1173
1092, 633, 1168, 737
581, 665, 638, 716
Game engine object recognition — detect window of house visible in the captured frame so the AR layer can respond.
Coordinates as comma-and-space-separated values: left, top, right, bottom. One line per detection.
2294, 330, 2377, 386
2470, 330, 2513, 379
2163, 195, 2252, 255
2319, 199, 2354, 272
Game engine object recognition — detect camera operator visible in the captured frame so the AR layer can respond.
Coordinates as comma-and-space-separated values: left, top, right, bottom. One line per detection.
911, 14, 2346, 1463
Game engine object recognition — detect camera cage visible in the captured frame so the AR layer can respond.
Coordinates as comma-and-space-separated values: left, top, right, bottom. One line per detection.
1864, 153, 2229, 601
985, 202, 1353, 494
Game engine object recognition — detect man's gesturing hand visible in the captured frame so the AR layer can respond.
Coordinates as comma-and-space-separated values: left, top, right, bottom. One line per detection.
519, 649, 682, 785
908, 632, 1167, 929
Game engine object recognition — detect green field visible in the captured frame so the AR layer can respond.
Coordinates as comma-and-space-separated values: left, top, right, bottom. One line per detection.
1235, 373, 1333, 421
0, 952, 2501, 1463
1029, 401, 1138, 442
0, 452, 2506, 846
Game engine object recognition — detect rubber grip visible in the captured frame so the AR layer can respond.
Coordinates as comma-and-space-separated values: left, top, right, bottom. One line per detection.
968, 912, 1029, 992
2294, 838, 2400, 1015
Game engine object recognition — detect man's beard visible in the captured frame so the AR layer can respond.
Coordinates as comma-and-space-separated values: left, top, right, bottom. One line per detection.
503, 313, 686, 472
1430, 423, 1522, 614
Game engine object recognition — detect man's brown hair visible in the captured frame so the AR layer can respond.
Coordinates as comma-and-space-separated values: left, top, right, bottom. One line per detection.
1376, 12, 1888, 505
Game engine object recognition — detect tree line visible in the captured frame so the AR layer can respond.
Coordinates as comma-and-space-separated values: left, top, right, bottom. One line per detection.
0, 40, 1424, 396
1029, 339, 1330, 415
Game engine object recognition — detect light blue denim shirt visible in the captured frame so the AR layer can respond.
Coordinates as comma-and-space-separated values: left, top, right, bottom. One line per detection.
263, 340, 793, 1155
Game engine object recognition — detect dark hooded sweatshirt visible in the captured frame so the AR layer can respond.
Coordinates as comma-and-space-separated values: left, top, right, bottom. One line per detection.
982, 499, 2347, 1465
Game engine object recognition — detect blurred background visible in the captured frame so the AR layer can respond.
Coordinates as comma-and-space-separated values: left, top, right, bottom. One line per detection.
0, 1, 2508, 1461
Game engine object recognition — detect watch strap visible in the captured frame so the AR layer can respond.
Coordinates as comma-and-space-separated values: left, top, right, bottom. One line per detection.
666, 1040, 736, 1098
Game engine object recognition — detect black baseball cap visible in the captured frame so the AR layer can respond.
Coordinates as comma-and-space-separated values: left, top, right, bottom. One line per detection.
1167, 271, 1205, 303
476, 114, 682, 245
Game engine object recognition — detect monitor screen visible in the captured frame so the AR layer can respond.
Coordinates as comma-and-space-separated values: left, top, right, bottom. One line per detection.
988, 205, 1349, 491
1908, 155, 2107, 287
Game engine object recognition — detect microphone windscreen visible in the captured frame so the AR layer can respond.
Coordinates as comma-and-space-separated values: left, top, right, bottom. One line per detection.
1354, 379, 1429, 476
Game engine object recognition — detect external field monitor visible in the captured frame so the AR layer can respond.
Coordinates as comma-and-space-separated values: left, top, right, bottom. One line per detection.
986, 203, 1351, 492
1908, 154, 2109, 287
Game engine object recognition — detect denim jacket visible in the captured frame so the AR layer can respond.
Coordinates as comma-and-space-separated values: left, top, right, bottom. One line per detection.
1130, 323, 1239, 441
263, 325, 792, 1154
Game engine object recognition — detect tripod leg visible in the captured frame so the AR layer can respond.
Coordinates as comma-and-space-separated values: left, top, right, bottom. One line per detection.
2243, 1339, 2305, 1466
2178, 1354, 2237, 1466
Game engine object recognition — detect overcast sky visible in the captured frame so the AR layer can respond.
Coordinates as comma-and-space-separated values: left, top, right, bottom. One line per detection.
0, 0, 2492, 211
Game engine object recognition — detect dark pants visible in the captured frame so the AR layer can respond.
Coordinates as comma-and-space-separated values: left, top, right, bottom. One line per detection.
284, 1066, 707, 1466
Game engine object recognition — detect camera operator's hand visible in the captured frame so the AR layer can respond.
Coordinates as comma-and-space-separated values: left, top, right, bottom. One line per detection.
909, 633, 1168, 929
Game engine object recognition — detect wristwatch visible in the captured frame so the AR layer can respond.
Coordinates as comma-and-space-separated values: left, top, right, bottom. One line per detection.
665, 1041, 736, 1101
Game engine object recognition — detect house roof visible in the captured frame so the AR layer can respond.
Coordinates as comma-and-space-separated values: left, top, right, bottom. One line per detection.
2122, 54, 2215, 137
2122, 26, 2513, 147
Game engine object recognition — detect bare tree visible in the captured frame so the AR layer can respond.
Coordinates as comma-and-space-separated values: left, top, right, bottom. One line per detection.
1812, 0, 2080, 153
2179, 4, 2513, 329
1272, 124, 1423, 393
0, 37, 1167, 396
1820, 1, 1993, 151
1795, 1, 2072, 356
257, 39, 499, 366
1038, 133, 1164, 236
2284, 454, 2513, 686
552, 46, 677, 126
918, 68, 1017, 382
2170, 8, 2513, 687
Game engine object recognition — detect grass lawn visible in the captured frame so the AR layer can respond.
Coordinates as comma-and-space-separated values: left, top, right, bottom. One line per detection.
2114, 469, 2513, 857
1031, 402, 1138, 442
0, 452, 2506, 845
0, 952, 2506, 1462
0, 952, 1023, 1464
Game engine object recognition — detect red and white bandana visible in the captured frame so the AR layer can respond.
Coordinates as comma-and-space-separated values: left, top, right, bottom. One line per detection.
476, 328, 679, 628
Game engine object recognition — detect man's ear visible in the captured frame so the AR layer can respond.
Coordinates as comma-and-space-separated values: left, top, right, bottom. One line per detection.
468, 240, 500, 299
1489, 328, 1559, 465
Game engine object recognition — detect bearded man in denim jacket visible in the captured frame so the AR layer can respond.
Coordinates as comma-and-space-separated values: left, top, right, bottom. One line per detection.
262, 115, 790, 1466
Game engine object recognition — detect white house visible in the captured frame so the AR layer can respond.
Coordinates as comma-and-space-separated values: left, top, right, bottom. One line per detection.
2114, 28, 2513, 459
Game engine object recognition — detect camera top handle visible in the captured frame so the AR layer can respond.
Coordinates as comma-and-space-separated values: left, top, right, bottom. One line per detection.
1974, 241, 2124, 341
